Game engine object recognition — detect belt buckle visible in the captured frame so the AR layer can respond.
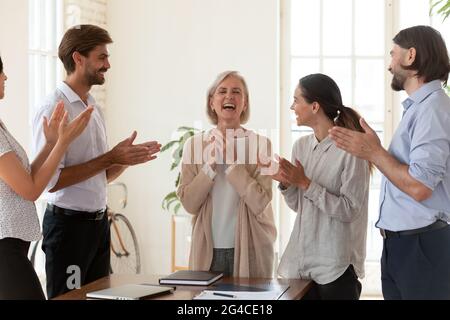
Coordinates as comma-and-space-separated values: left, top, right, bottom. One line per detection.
94, 210, 105, 221
380, 229, 386, 239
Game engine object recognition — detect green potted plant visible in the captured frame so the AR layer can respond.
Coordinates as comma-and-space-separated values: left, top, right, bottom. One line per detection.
160, 126, 199, 214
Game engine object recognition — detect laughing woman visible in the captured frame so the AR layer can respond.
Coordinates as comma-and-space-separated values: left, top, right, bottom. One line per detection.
0, 55, 93, 299
273, 73, 371, 300
177, 71, 276, 278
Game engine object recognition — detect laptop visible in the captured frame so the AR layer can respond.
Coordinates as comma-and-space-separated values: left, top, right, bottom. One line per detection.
86, 284, 175, 300
159, 270, 223, 286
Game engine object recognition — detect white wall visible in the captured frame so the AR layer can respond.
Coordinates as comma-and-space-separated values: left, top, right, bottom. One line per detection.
0, 0, 30, 151
106, 0, 280, 274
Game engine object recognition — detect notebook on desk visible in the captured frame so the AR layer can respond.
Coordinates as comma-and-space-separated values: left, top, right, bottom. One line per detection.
86, 284, 174, 300
159, 270, 223, 286
194, 284, 290, 300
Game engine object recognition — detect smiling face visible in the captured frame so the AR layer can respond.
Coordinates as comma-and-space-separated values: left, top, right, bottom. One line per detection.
82, 45, 110, 86
290, 86, 316, 127
209, 76, 248, 126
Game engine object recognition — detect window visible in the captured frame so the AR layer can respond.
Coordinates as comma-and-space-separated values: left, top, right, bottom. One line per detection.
281, 0, 450, 295
281, 0, 388, 263
28, 0, 63, 120
28, 0, 63, 285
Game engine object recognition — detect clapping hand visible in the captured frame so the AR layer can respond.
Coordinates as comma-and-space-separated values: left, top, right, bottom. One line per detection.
258, 154, 290, 187
135, 139, 162, 162
43, 101, 65, 147
110, 131, 161, 166
278, 157, 310, 190
206, 135, 218, 170
57, 105, 94, 146
328, 118, 382, 162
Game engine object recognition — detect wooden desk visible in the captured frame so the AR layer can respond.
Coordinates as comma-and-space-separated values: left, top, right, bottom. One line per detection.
55, 274, 312, 300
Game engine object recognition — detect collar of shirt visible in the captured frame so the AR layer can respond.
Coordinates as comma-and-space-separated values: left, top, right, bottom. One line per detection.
57, 82, 96, 107
311, 135, 333, 152
402, 80, 442, 114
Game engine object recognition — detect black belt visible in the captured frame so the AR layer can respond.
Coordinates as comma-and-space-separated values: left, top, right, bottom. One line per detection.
47, 204, 106, 221
380, 220, 449, 239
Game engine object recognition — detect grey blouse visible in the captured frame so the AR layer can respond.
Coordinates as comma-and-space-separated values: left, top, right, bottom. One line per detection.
278, 134, 369, 285
0, 120, 41, 242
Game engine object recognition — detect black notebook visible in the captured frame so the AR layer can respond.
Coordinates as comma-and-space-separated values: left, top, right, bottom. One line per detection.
159, 270, 224, 286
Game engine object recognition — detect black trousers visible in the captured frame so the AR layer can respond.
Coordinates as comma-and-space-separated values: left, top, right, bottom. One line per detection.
302, 265, 362, 300
42, 208, 110, 299
0, 238, 46, 300
381, 224, 450, 300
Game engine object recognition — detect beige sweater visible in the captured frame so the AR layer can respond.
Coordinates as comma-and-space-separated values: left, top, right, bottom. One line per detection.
177, 131, 277, 278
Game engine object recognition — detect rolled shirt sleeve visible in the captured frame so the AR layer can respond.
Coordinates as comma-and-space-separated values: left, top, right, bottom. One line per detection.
408, 105, 450, 190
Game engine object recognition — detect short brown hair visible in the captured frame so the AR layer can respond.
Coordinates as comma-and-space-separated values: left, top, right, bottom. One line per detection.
206, 71, 250, 125
393, 25, 450, 86
59, 24, 113, 74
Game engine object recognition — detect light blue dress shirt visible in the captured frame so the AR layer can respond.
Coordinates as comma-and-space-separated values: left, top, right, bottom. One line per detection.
377, 80, 450, 231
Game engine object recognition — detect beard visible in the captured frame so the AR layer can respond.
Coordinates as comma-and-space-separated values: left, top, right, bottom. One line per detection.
391, 75, 405, 91
86, 68, 107, 86
390, 68, 408, 92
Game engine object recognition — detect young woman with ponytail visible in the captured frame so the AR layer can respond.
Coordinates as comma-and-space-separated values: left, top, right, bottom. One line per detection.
271, 73, 371, 300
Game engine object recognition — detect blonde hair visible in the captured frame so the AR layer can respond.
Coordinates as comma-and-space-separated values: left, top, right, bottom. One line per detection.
206, 71, 250, 125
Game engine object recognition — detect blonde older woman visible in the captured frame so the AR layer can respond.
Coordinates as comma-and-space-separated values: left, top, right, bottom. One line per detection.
177, 71, 276, 277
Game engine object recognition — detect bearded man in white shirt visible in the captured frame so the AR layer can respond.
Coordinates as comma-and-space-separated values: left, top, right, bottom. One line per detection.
32, 25, 161, 299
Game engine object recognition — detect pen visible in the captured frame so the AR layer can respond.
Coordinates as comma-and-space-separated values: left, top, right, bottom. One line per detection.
213, 292, 236, 298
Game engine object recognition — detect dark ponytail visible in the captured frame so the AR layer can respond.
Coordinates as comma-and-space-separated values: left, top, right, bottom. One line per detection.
334, 105, 364, 132
299, 73, 374, 173
0, 55, 3, 74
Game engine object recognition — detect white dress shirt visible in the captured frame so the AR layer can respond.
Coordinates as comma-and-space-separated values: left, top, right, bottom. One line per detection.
31, 82, 108, 212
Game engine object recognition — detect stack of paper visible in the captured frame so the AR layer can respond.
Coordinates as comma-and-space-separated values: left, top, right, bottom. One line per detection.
193, 285, 289, 300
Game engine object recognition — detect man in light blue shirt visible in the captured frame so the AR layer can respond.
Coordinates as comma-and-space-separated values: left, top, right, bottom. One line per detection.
329, 25, 450, 299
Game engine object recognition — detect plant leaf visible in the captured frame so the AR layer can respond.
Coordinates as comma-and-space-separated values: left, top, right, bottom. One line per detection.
171, 131, 194, 167
166, 198, 178, 211
175, 172, 181, 188
163, 126, 199, 214
163, 191, 177, 200
430, 0, 443, 15
162, 192, 177, 209
170, 161, 179, 171
177, 126, 198, 132
430, 0, 450, 21
160, 140, 179, 153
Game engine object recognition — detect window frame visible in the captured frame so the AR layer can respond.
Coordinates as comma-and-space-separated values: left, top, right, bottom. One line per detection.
279, 0, 399, 261
28, 0, 64, 121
